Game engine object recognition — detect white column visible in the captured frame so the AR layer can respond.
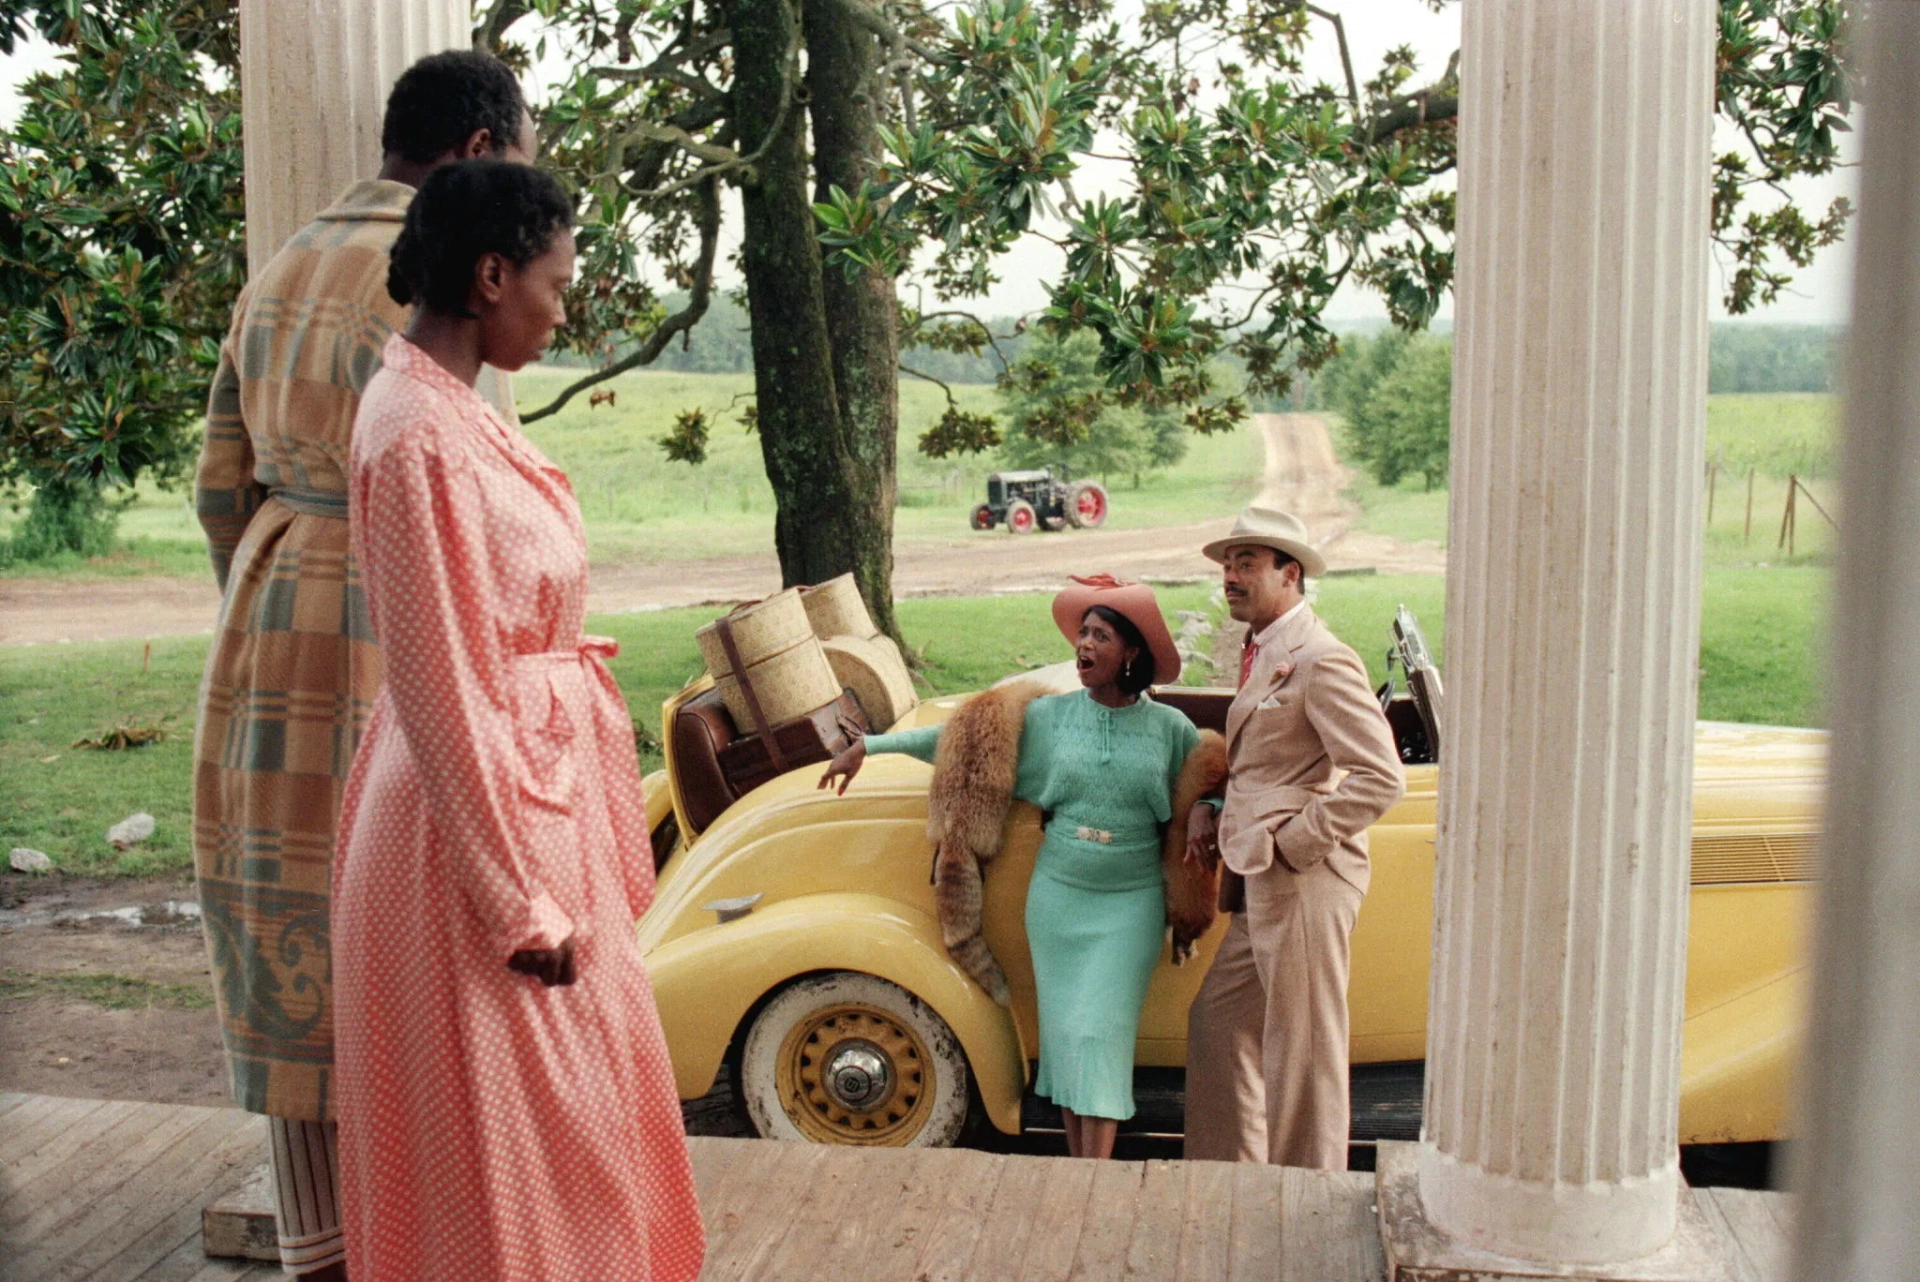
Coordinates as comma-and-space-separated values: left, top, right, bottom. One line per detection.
1417, 0, 1713, 1266
1790, 6, 1920, 1279
238, 0, 473, 273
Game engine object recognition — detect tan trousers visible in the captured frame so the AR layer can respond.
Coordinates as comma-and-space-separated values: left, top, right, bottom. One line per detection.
1184, 861, 1362, 1169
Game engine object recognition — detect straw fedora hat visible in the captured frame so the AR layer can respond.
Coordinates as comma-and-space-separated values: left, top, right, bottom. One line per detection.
1201, 505, 1327, 578
1050, 574, 1184, 686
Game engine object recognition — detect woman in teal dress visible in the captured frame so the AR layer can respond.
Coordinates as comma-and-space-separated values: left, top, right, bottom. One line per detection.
820, 576, 1198, 1159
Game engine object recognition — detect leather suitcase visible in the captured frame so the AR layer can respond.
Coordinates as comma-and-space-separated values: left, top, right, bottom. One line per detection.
717, 690, 869, 796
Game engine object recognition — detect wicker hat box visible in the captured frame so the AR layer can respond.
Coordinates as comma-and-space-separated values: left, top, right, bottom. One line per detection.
798, 574, 919, 729
824, 635, 917, 733
799, 573, 879, 641
684, 590, 863, 810
691, 580, 918, 806
695, 590, 840, 731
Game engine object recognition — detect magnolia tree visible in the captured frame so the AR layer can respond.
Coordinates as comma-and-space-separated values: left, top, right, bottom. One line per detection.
479, 0, 1857, 634
0, 2, 242, 558
0, 0, 1852, 602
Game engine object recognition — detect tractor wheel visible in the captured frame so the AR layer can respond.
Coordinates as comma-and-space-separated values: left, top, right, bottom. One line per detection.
739, 972, 972, 1147
1068, 481, 1110, 529
970, 503, 997, 531
1006, 499, 1038, 534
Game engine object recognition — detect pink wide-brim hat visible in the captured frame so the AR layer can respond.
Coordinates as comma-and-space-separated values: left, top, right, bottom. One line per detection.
1050, 574, 1184, 686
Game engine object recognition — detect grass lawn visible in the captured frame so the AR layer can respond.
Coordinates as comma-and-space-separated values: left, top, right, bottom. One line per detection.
0, 969, 213, 1010
1, 575, 1820, 877
2, 366, 1264, 578
1705, 392, 1834, 479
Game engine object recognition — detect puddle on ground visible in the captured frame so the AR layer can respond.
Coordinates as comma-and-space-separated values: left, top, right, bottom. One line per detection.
0, 900, 202, 931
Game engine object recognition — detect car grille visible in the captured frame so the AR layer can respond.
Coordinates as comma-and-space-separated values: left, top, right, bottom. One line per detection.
1690, 832, 1817, 885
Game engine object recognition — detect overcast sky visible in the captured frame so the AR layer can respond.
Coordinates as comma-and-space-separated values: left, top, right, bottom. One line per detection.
0, 3, 1857, 326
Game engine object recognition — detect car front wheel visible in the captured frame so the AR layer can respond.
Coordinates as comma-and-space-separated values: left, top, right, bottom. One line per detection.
739, 971, 972, 1147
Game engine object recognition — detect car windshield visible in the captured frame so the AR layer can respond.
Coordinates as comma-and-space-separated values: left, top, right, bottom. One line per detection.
1392, 606, 1444, 759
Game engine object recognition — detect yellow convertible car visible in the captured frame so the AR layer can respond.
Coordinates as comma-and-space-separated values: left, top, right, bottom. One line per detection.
632, 612, 1820, 1157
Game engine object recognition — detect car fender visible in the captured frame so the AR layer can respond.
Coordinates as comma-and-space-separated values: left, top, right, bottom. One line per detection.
643, 891, 1030, 1135
1678, 966, 1806, 1144
641, 768, 674, 835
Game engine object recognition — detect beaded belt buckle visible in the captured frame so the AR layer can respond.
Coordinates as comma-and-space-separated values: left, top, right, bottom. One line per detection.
1073, 826, 1113, 845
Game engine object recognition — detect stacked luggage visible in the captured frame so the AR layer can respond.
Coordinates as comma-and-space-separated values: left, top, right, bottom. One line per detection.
674, 575, 920, 827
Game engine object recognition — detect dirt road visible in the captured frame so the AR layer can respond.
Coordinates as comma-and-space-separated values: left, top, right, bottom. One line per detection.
0, 414, 1443, 645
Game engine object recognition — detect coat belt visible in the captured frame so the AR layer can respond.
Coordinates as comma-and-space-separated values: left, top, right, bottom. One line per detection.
268, 488, 349, 519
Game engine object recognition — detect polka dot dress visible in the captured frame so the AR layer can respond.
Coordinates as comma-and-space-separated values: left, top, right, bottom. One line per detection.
332, 334, 704, 1281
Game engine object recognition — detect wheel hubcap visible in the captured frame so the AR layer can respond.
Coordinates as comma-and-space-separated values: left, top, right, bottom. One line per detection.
823, 1040, 892, 1110
775, 1004, 933, 1145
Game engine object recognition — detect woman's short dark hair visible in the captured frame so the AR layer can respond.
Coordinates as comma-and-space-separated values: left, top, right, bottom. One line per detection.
1085, 605, 1157, 695
387, 160, 573, 314
381, 51, 526, 164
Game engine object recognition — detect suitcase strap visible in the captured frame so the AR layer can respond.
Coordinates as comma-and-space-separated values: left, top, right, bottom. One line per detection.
714, 614, 790, 774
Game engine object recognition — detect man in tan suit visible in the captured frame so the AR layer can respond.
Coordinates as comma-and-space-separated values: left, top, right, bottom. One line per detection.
1183, 506, 1406, 1169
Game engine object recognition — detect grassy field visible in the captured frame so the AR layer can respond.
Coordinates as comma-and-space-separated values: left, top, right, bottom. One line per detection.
0, 969, 213, 1010
0, 573, 1820, 877
1, 366, 1263, 577
1705, 392, 1834, 479
1342, 393, 1839, 568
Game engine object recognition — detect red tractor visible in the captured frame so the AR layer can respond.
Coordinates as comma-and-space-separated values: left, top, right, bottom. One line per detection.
969, 468, 1110, 534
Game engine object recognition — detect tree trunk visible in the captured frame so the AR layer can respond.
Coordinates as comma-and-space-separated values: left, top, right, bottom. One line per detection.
804, 0, 901, 639
725, 0, 902, 640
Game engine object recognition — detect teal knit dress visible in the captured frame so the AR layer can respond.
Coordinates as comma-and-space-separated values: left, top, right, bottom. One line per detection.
866, 690, 1200, 1121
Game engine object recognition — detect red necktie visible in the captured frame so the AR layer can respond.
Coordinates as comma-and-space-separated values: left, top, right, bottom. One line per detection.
1239, 636, 1258, 689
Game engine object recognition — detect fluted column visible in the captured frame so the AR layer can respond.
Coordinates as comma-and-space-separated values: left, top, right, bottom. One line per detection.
238, 0, 473, 273
1416, 0, 1713, 1265
1790, 6, 1920, 1280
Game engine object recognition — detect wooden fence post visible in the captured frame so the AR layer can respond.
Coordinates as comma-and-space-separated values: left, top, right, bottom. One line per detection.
1779, 474, 1797, 554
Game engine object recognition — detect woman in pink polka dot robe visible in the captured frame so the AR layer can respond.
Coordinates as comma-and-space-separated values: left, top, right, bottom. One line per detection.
333, 161, 704, 1281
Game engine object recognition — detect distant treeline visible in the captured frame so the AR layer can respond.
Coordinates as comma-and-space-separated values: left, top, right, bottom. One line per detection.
547, 292, 1036, 382
550, 300, 1838, 397
1706, 323, 1838, 394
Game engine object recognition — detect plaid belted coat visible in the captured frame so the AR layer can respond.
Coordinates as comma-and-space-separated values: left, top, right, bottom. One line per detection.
190, 179, 514, 1120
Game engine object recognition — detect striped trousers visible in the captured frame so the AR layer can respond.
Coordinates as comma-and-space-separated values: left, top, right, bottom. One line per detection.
268, 1117, 345, 1273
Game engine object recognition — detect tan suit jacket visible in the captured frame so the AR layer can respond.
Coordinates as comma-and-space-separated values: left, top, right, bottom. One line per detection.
1186, 603, 1405, 1168
1218, 604, 1404, 894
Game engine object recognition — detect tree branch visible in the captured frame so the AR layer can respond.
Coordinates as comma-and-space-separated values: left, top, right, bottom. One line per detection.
1362, 83, 1459, 145
520, 177, 724, 423
825, 0, 942, 63
473, 0, 530, 53
618, 20, 802, 199
621, 99, 731, 192
1222, 283, 1281, 332
1303, 5, 1360, 116
591, 27, 734, 91
898, 362, 959, 408
904, 307, 1016, 373
623, 120, 740, 169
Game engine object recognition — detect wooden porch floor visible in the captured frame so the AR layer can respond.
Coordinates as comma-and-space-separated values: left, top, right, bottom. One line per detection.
0, 1092, 1791, 1281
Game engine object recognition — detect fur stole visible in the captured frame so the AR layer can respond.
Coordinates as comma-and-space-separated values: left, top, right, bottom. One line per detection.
926, 683, 1229, 1005
1164, 731, 1228, 962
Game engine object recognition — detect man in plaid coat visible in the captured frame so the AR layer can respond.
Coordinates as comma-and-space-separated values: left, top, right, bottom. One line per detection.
191, 51, 532, 1281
